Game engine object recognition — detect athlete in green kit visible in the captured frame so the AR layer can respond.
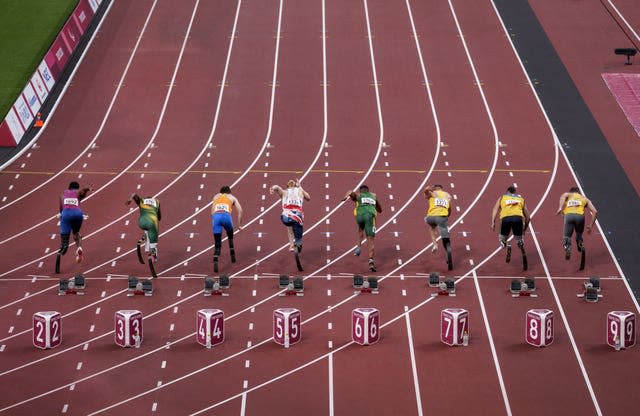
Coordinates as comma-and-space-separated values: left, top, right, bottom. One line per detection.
344, 185, 382, 272
126, 193, 162, 262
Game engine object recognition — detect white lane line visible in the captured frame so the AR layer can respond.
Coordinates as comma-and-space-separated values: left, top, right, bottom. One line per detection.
471, 271, 512, 415
404, 306, 423, 416
328, 353, 334, 416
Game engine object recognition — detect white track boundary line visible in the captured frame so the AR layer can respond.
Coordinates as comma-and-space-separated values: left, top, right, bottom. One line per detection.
404, 306, 424, 416
0, 0, 118, 173
608, 0, 640, 42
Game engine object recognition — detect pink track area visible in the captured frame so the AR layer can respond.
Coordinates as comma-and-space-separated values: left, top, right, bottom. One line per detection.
602, 73, 640, 138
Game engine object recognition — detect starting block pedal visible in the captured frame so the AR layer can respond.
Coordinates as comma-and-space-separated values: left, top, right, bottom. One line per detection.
577, 278, 602, 302
510, 278, 537, 297
127, 276, 153, 296
354, 276, 379, 294
428, 272, 440, 288
279, 274, 290, 289
431, 278, 456, 297
58, 274, 85, 295
204, 276, 230, 297
281, 277, 304, 297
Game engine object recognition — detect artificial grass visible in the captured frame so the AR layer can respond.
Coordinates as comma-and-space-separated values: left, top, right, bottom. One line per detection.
0, 0, 78, 120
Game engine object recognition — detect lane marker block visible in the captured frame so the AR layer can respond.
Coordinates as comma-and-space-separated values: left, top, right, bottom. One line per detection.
352, 308, 380, 346
115, 310, 143, 348
196, 309, 224, 348
607, 311, 636, 351
33, 311, 61, 349
273, 308, 301, 348
526, 309, 553, 347
441, 308, 469, 347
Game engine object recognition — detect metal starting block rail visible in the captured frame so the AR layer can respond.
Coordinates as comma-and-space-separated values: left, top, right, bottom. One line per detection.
127, 276, 153, 296
58, 275, 86, 295
353, 275, 379, 294
278, 275, 304, 296
577, 277, 602, 302
204, 275, 230, 297
510, 277, 537, 297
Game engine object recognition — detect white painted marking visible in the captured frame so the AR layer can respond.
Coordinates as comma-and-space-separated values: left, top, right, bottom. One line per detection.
161, 361, 166, 369
157, 381, 162, 387
120, 233, 125, 239
327, 289, 332, 296
396, 244, 400, 251
173, 307, 178, 314
469, 259, 474, 265
101, 291, 106, 298
466, 244, 471, 251
252, 290, 256, 297
169, 324, 175, 332
404, 307, 424, 416
116, 247, 121, 253
257, 246, 261, 252
326, 245, 330, 251
462, 231, 467, 237
397, 259, 402, 265
8, 327, 14, 334
0, 345, 5, 352
89, 325, 95, 333
70, 384, 75, 391
243, 380, 249, 389
76, 362, 82, 370
328, 323, 332, 330
444, 161, 449, 166
249, 323, 254, 330
16, 309, 21, 316
247, 341, 252, 348
328, 340, 333, 349
83, 343, 89, 351
402, 289, 407, 296
111, 261, 117, 267
152, 403, 157, 412
245, 360, 250, 368
186, 246, 191, 253
62, 404, 68, 413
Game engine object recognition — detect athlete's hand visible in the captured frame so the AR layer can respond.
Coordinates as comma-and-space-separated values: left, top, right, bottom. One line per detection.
555, 209, 562, 216
491, 221, 495, 231
587, 225, 593, 234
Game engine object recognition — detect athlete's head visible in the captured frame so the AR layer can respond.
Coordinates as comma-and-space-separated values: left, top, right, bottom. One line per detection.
220, 186, 231, 194
569, 186, 580, 193
68, 181, 80, 190
433, 184, 443, 190
359, 185, 369, 193
287, 179, 297, 188
507, 185, 517, 194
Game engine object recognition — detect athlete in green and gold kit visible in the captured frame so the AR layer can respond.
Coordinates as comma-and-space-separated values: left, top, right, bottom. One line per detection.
345, 185, 382, 272
126, 193, 162, 261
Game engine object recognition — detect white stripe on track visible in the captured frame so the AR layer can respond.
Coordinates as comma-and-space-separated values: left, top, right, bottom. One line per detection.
607, 0, 640, 42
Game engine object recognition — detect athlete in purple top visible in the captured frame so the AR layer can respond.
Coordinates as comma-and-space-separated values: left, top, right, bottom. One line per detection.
57, 181, 91, 267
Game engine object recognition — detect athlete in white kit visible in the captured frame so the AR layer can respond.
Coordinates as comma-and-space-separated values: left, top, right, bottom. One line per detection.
270, 179, 310, 253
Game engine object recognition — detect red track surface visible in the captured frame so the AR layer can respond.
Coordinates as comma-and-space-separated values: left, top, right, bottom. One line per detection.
1, 0, 639, 415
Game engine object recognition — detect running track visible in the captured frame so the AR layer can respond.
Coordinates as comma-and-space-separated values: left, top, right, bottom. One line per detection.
1, 0, 639, 415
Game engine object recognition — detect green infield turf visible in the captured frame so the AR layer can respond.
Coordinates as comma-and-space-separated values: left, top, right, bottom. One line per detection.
0, 0, 78, 120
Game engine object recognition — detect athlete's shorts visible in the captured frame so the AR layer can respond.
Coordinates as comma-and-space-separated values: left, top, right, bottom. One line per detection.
212, 212, 234, 235
139, 216, 159, 244
500, 216, 524, 237
356, 212, 376, 237
563, 213, 585, 240
60, 209, 83, 235
425, 215, 450, 238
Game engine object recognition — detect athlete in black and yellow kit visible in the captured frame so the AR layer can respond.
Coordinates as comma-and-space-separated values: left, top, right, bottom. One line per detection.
345, 185, 382, 272
424, 184, 453, 270
491, 186, 530, 268
556, 186, 597, 260
211, 186, 243, 272
126, 193, 161, 262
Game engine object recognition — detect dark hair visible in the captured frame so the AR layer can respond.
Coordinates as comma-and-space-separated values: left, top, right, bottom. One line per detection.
507, 186, 516, 194
433, 184, 443, 189
569, 186, 580, 193
359, 185, 369, 192
69, 181, 80, 190
220, 186, 231, 194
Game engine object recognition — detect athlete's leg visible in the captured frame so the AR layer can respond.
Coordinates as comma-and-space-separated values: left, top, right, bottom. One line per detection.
58, 233, 70, 255
213, 233, 222, 258
292, 222, 303, 250
562, 216, 574, 250
225, 222, 236, 262
436, 217, 451, 250
499, 218, 511, 248
573, 215, 586, 250
512, 218, 524, 248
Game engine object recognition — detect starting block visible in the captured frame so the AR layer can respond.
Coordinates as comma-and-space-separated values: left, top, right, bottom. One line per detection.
510, 277, 537, 297
279, 274, 290, 289
196, 309, 224, 348
33, 311, 62, 349
58, 274, 85, 295
577, 277, 602, 302
352, 308, 380, 345
607, 311, 636, 350
441, 308, 469, 346
127, 276, 153, 296
353, 276, 379, 294
431, 278, 456, 297
526, 309, 554, 347
428, 272, 440, 287
280, 277, 304, 296
204, 276, 229, 297
273, 308, 301, 348
114, 310, 143, 348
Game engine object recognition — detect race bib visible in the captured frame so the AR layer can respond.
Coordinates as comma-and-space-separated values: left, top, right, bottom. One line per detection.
566, 199, 581, 207
361, 197, 376, 205
143, 198, 157, 207
504, 199, 520, 206
63, 198, 79, 206
434, 198, 449, 208
215, 203, 230, 212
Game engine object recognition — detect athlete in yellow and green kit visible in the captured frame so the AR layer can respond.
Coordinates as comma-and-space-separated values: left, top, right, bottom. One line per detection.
126, 193, 161, 262
491, 185, 530, 267
556, 186, 597, 259
424, 184, 453, 270
345, 185, 382, 272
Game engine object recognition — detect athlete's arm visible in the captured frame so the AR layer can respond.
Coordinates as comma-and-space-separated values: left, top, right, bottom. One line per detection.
343, 191, 357, 202
156, 199, 161, 221
585, 198, 598, 233
232, 195, 243, 227
447, 192, 453, 217
523, 204, 531, 231
375, 199, 382, 214
491, 197, 501, 230
78, 187, 91, 201
270, 185, 283, 197
126, 193, 141, 206
300, 187, 310, 201
424, 186, 434, 200
556, 192, 569, 215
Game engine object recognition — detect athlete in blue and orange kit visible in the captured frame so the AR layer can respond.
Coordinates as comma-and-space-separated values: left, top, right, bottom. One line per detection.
126, 193, 161, 261
491, 185, 530, 263
211, 186, 243, 272
57, 181, 92, 270
556, 186, 597, 259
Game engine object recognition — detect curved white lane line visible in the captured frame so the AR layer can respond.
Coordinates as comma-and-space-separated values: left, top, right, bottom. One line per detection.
608, 0, 640, 42
0, 0, 118, 173
0, 0, 158, 212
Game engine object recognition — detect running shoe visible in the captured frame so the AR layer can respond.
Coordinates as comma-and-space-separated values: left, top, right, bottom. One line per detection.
354, 247, 361, 256
369, 259, 377, 272
564, 244, 571, 260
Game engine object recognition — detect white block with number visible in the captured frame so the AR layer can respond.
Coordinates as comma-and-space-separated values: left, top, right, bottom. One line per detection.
352, 308, 380, 345
196, 309, 224, 348
33, 311, 62, 349
114, 310, 143, 348
441, 308, 469, 346
607, 311, 636, 349
273, 308, 301, 347
526, 309, 554, 347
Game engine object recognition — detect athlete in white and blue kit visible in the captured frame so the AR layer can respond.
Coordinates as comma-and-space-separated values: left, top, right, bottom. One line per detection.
57, 181, 91, 270
270, 179, 310, 252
